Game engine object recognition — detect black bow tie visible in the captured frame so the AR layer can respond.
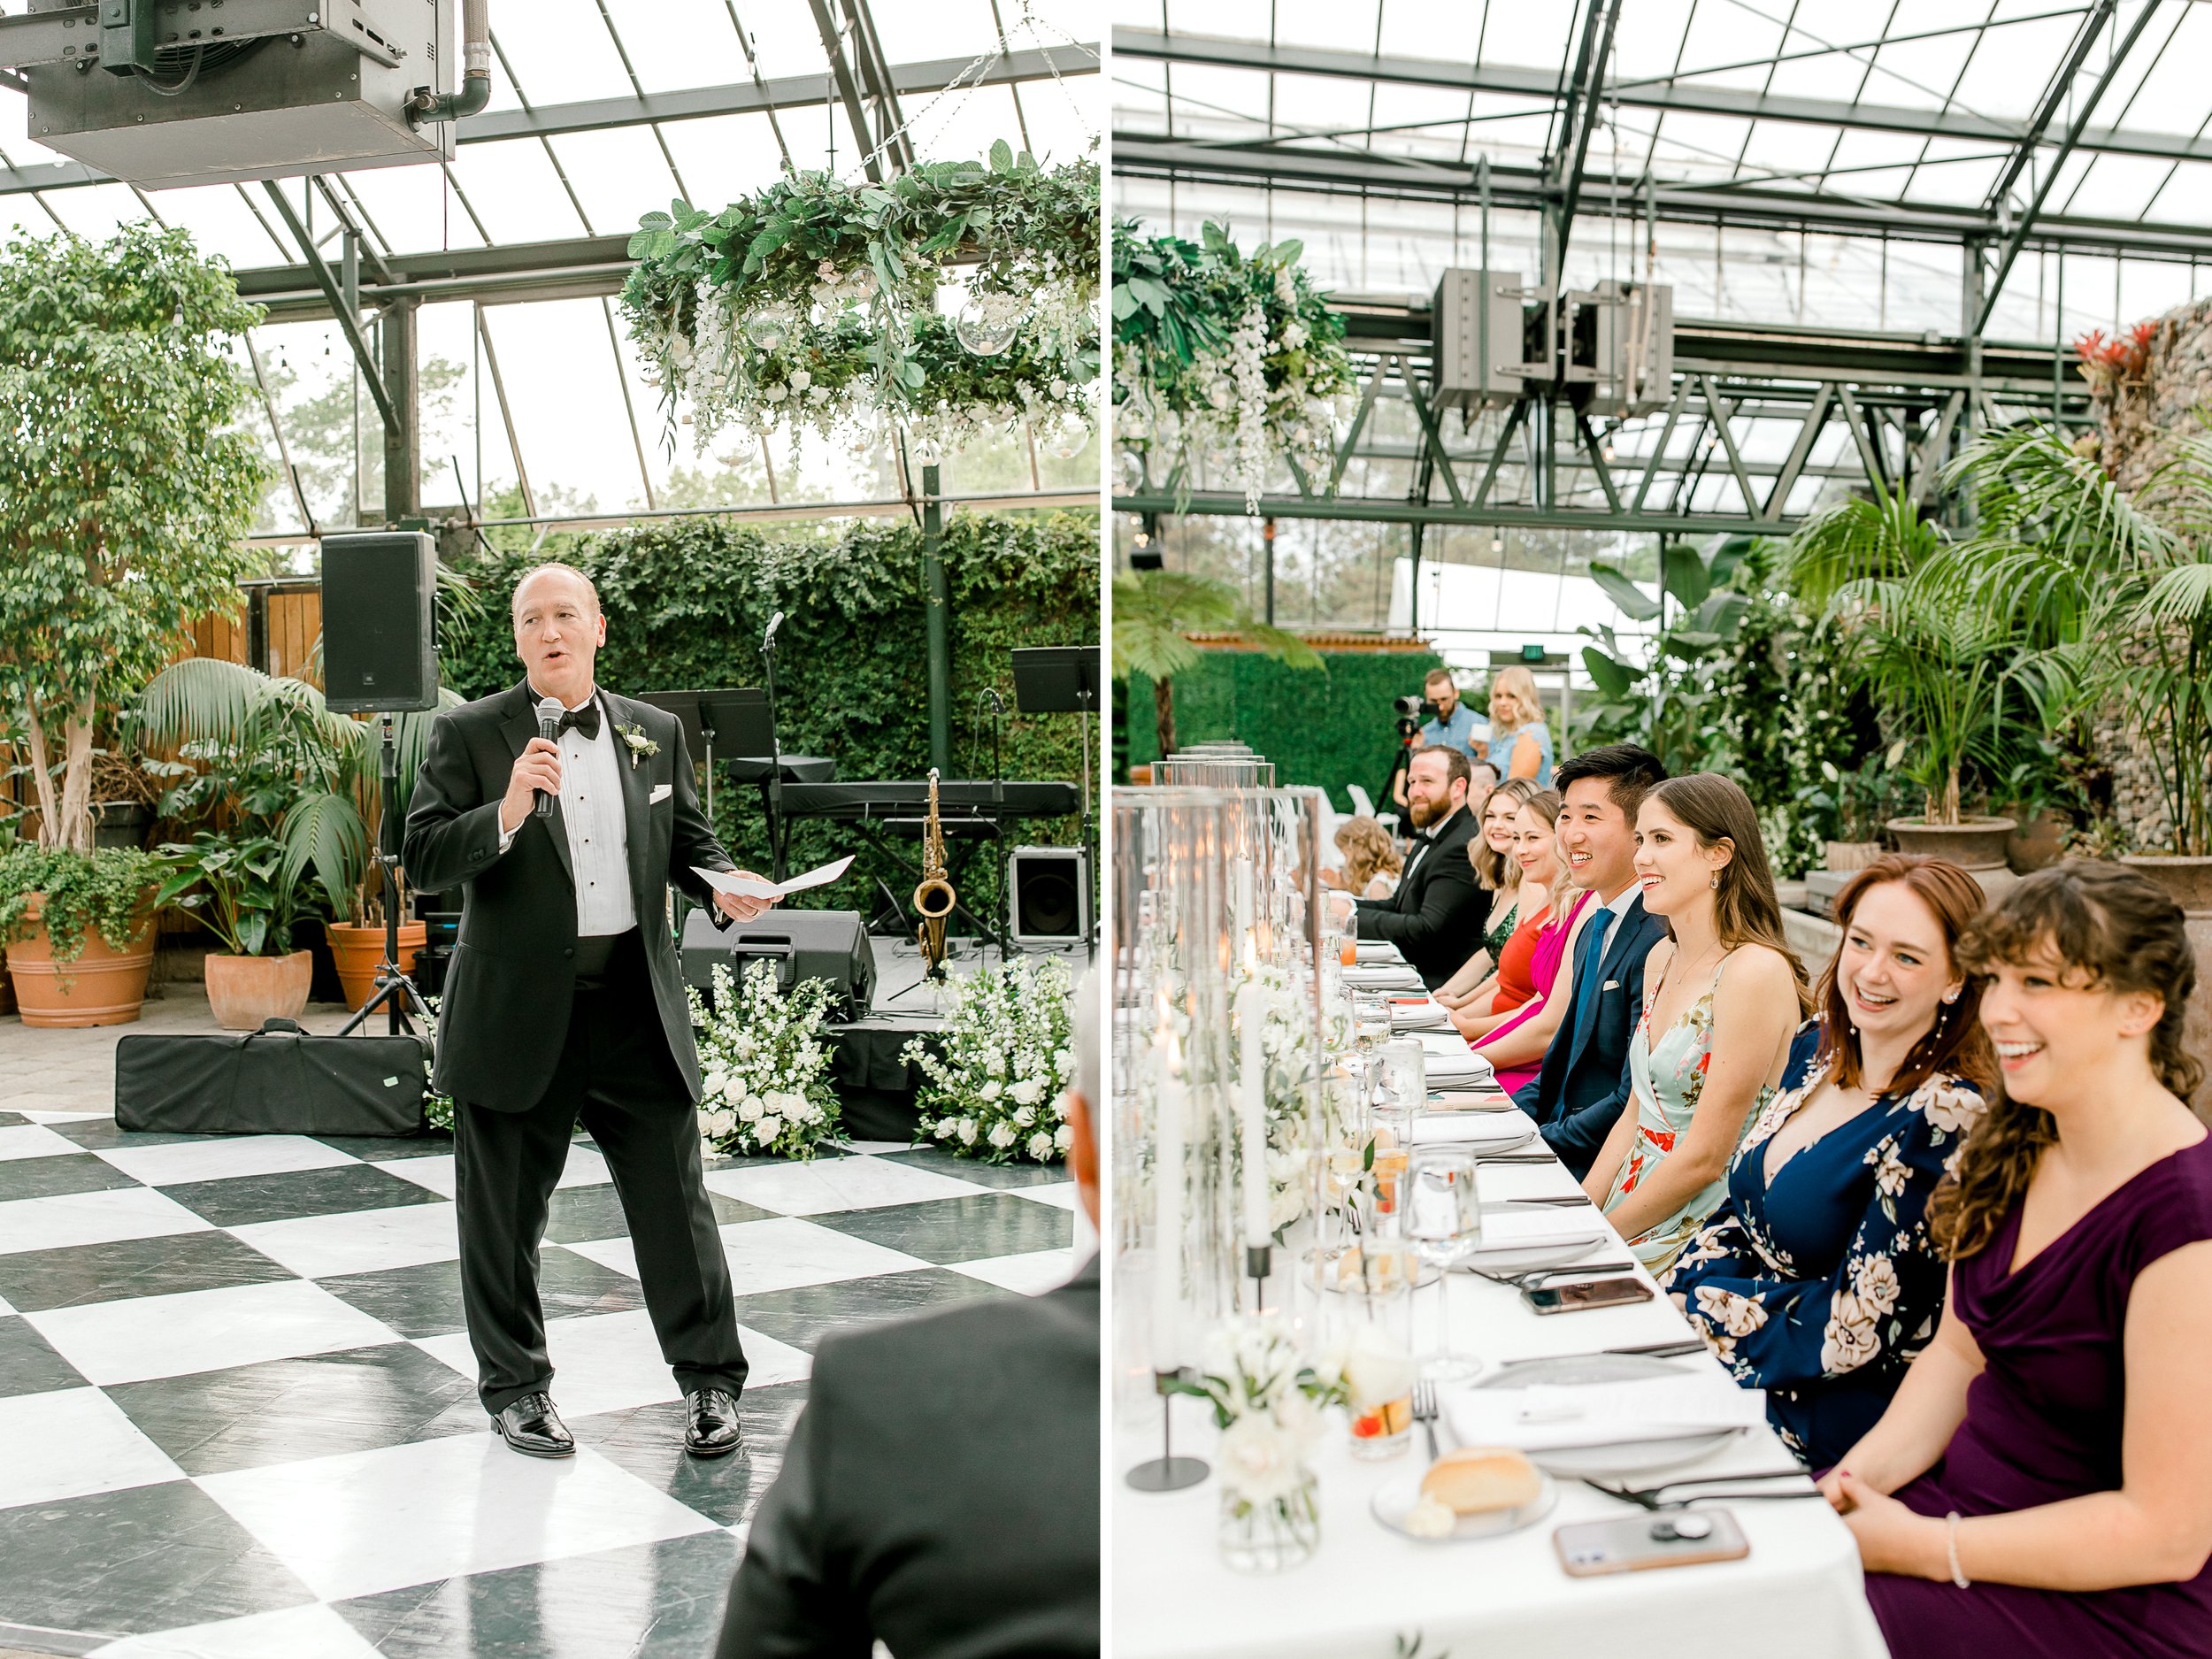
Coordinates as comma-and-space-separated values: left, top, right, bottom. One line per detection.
555, 703, 600, 741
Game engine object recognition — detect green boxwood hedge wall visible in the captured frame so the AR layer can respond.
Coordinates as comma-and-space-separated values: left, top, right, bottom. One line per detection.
438, 511, 1099, 918
1120, 646, 1444, 812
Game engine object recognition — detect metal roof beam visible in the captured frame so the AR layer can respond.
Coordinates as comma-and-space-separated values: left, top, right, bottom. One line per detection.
1978, 1, 2163, 334
1546, 0, 1621, 276
1112, 27, 2212, 167
1112, 132, 2212, 262
0, 44, 1095, 196
1985, 0, 2118, 215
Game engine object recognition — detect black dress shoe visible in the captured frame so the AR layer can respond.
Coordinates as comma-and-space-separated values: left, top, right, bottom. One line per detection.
492, 1392, 575, 1458
684, 1387, 743, 1457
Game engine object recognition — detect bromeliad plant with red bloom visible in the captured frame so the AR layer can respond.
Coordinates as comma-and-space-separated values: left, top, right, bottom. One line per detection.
2074, 320, 2157, 394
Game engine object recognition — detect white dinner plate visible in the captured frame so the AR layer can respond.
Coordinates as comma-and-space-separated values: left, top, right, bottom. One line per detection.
1469, 1354, 1742, 1478
1407, 1116, 1533, 1152
1371, 1466, 1559, 1542
1454, 1228, 1610, 1273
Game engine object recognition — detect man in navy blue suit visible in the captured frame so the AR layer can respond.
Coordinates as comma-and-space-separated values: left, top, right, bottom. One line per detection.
1513, 743, 1670, 1178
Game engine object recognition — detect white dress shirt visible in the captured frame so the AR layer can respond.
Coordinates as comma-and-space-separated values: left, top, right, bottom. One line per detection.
500, 686, 635, 937
1584, 876, 1642, 964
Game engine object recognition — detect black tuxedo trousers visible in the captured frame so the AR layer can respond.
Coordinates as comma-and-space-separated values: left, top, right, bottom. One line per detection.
454, 928, 749, 1414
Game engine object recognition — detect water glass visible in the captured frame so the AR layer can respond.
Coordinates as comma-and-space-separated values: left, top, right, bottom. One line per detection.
1405, 1148, 1484, 1382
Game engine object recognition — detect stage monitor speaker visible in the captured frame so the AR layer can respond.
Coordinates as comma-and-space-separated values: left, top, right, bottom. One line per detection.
680, 908, 873, 1019
320, 532, 439, 713
1008, 845, 1091, 944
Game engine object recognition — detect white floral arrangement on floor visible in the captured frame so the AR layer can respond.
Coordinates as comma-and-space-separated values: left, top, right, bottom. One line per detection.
902, 956, 1076, 1164
420, 995, 454, 1134
687, 960, 842, 1160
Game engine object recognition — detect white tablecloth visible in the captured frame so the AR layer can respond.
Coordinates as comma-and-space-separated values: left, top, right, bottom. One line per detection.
1113, 1118, 1891, 1659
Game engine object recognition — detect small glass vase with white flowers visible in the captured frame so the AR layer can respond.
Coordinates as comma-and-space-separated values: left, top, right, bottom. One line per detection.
1172, 1313, 1348, 1573
687, 959, 842, 1161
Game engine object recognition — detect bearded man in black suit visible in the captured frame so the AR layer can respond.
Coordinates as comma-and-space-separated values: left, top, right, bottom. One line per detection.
403, 562, 777, 1460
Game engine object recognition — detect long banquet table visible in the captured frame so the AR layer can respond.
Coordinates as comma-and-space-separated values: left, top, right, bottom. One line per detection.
1113, 1016, 1892, 1659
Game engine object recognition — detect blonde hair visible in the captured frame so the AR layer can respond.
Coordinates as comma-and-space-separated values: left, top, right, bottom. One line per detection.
1489, 664, 1545, 732
1336, 817, 1404, 893
1473, 776, 1542, 891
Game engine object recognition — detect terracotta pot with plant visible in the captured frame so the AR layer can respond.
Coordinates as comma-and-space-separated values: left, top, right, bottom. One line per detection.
133, 658, 465, 1014
151, 831, 316, 1030
0, 844, 160, 1027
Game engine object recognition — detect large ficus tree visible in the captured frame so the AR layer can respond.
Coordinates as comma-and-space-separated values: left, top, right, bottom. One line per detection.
0, 224, 269, 852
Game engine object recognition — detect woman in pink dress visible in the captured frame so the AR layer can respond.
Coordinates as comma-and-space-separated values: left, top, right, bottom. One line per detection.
1460, 792, 1594, 1096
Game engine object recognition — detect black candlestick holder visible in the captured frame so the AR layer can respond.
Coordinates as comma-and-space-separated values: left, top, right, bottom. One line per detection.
1125, 1368, 1208, 1492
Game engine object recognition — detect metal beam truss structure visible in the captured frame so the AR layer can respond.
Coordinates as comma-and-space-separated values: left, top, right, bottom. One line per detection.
1109, 13, 2167, 562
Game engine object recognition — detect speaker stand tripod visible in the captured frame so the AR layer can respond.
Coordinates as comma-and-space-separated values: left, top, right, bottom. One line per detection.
338, 713, 432, 1040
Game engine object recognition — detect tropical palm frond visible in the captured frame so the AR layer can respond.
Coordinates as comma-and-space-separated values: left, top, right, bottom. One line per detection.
131, 657, 265, 750
277, 788, 370, 920
1780, 485, 1939, 613
2136, 559, 2212, 628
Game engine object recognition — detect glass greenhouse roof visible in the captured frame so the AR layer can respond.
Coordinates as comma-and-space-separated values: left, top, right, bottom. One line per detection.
0, 0, 1102, 544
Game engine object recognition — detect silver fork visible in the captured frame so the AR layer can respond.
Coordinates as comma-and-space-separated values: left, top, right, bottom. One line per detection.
1471, 1259, 1638, 1288
1411, 1379, 1441, 1462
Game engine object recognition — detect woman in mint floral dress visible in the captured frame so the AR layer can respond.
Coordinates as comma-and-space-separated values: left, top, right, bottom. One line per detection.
1585, 775, 1809, 1273
1666, 855, 1994, 1470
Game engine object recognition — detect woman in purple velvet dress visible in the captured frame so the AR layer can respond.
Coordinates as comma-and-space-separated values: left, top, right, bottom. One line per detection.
1817, 861, 2212, 1658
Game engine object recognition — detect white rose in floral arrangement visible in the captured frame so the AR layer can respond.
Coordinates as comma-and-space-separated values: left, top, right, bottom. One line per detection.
737, 1095, 764, 1124
1010, 1079, 1042, 1107
704, 1071, 728, 1098
756, 1114, 783, 1141
958, 1118, 979, 1145
980, 1080, 1002, 1101
788, 369, 811, 392
1217, 1414, 1302, 1506
721, 1076, 745, 1103
1054, 1124, 1073, 1150
1026, 1132, 1055, 1161
988, 1124, 1017, 1149
1012, 1105, 1036, 1128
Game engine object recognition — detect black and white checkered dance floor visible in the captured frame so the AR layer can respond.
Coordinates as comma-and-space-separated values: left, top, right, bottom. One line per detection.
0, 1106, 1077, 1657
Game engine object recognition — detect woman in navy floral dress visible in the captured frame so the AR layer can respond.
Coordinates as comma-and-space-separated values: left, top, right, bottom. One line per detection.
1667, 856, 1994, 1470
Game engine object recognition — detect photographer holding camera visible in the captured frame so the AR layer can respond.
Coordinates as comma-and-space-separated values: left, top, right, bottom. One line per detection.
1391, 668, 1486, 809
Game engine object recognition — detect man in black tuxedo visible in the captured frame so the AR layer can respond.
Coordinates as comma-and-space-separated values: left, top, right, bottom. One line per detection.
1339, 745, 1489, 990
403, 562, 777, 1460
716, 970, 1101, 1659
1513, 743, 1670, 1177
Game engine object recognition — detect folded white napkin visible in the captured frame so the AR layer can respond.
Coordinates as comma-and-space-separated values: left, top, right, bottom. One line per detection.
1346, 965, 1424, 989
1407, 1114, 1531, 1148
1465, 1209, 1607, 1252
1446, 1376, 1769, 1452
1389, 999, 1451, 1031
1428, 1087, 1518, 1111
1355, 941, 1404, 964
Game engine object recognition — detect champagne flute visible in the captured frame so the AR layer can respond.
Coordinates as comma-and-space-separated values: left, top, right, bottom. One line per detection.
1406, 1148, 1484, 1383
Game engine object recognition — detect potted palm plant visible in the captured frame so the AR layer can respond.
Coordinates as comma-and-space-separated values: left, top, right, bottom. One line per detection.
1781, 486, 2022, 895
1948, 420, 2212, 1114
132, 657, 458, 1011
0, 224, 268, 1025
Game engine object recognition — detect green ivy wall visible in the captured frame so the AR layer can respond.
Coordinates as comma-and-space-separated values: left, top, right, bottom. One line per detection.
1119, 645, 1444, 813
439, 511, 1099, 918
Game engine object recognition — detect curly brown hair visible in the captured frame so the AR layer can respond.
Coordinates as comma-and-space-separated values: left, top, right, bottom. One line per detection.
1335, 816, 1403, 894
1816, 855, 1996, 1102
1928, 859, 2202, 1261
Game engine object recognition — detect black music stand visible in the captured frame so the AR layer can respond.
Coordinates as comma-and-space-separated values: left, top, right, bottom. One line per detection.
639, 689, 708, 810
1012, 646, 1101, 939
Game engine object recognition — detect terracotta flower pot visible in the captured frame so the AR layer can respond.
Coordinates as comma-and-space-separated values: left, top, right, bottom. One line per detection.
2120, 855, 2212, 1126
5, 895, 156, 1028
2003, 807, 2071, 876
1886, 817, 2019, 901
327, 921, 427, 1011
204, 949, 313, 1032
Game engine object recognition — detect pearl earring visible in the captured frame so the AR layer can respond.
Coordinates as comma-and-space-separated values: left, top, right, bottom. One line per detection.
1709, 872, 1720, 890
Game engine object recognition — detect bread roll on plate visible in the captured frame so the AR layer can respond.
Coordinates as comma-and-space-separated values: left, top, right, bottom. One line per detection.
1418, 1446, 1541, 1515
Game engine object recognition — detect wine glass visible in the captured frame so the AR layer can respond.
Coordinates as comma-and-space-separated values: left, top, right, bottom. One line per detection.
1405, 1148, 1485, 1383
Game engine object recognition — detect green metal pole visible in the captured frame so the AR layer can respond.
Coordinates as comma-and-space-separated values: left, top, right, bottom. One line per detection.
923, 462, 951, 774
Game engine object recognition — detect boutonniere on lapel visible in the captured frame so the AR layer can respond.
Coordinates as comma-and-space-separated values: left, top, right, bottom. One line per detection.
618, 723, 659, 770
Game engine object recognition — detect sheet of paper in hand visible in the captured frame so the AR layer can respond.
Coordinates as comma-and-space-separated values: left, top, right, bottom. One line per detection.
690, 856, 855, 902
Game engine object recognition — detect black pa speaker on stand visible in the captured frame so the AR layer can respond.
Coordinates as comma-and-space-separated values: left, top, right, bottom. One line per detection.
680, 909, 874, 1020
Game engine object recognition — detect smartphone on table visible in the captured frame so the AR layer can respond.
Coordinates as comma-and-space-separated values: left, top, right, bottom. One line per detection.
1555, 1509, 1749, 1576
1521, 1276, 1656, 1315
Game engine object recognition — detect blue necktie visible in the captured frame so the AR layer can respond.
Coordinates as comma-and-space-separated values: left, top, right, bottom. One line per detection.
1565, 910, 1612, 1064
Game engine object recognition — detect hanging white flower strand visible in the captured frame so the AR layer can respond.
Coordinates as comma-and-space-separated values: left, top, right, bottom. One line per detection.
1230, 296, 1273, 513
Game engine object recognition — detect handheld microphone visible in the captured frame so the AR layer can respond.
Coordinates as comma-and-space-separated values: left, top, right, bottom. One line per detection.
763, 611, 785, 652
534, 695, 563, 819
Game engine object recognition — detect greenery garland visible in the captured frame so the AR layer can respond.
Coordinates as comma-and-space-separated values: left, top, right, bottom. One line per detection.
1112, 219, 1356, 511
621, 144, 1099, 458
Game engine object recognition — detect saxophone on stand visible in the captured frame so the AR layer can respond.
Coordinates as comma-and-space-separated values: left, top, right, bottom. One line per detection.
913, 768, 956, 981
